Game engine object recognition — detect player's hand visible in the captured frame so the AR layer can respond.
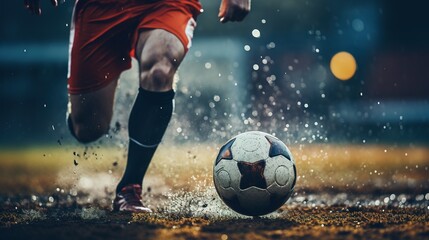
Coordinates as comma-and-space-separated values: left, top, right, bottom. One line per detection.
24, 0, 58, 15
218, 0, 251, 23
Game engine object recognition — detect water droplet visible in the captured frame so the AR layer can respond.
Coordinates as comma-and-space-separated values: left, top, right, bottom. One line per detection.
252, 29, 261, 38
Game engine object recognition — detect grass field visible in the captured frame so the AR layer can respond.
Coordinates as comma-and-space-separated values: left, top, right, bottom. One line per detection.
0, 143, 428, 239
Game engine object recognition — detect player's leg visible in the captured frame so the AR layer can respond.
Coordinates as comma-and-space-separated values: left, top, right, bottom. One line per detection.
112, 0, 201, 212
115, 29, 185, 194
66, 0, 134, 143
67, 80, 117, 143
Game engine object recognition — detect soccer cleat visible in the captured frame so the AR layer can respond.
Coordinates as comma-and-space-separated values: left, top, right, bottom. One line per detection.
113, 184, 152, 213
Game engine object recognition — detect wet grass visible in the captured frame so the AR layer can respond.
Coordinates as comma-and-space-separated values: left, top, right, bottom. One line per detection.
0, 143, 427, 194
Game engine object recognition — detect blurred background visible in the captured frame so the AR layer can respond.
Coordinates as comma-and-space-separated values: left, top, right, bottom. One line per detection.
1, 0, 429, 147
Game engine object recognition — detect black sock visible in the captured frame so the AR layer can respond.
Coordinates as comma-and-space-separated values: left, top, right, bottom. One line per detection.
116, 88, 175, 193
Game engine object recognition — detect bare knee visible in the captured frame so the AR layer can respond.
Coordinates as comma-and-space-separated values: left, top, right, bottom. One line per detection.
136, 29, 185, 91
69, 115, 110, 143
140, 61, 175, 91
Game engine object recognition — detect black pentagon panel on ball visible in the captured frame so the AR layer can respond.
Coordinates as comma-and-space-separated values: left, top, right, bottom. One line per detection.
265, 135, 291, 160
215, 138, 235, 165
237, 160, 267, 190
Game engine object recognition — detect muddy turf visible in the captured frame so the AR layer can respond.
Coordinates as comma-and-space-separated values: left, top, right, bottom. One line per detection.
0, 144, 428, 239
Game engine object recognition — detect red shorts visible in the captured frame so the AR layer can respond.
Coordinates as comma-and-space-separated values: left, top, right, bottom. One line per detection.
67, 0, 202, 94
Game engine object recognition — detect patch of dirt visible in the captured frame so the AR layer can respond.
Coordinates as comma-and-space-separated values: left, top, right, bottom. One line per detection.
0, 206, 428, 239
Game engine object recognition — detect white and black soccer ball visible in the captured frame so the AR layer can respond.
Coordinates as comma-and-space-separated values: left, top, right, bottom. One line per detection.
213, 131, 297, 216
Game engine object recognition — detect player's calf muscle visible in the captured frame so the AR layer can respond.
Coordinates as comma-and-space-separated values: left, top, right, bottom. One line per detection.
71, 117, 110, 143
69, 105, 112, 143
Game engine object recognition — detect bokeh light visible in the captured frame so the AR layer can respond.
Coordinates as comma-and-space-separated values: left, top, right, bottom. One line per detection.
330, 51, 357, 81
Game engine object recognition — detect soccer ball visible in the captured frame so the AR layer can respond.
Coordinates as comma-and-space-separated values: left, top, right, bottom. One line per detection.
213, 131, 297, 216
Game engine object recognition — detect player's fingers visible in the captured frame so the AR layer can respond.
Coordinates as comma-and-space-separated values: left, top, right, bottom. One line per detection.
221, 2, 240, 23
232, 8, 249, 22
218, 0, 228, 23
220, 9, 234, 23
222, 1, 251, 23
34, 0, 41, 15
51, 0, 58, 7
224, 8, 243, 22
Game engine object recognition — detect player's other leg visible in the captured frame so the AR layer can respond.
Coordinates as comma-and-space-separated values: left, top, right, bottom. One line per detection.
67, 80, 117, 143
66, 0, 135, 143
113, 29, 185, 212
